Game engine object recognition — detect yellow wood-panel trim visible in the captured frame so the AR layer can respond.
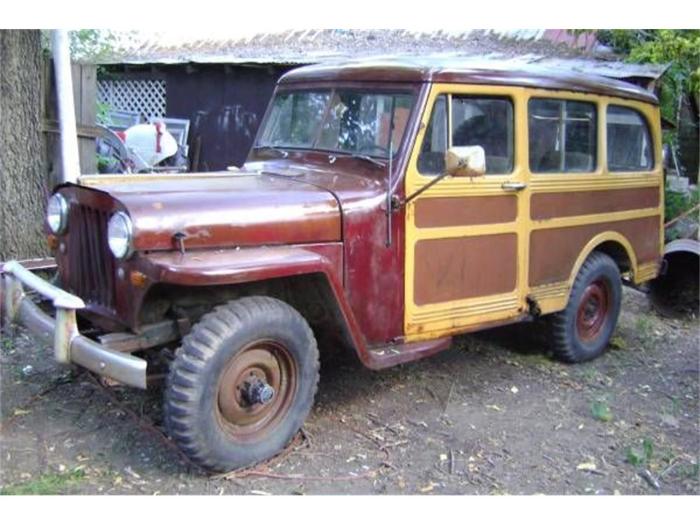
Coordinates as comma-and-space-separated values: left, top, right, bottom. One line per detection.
405, 84, 528, 339
531, 208, 661, 230
403, 82, 664, 343
636, 261, 661, 284
566, 231, 639, 289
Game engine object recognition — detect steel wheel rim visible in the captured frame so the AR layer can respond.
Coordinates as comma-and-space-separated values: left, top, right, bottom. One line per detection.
216, 340, 297, 442
576, 279, 610, 342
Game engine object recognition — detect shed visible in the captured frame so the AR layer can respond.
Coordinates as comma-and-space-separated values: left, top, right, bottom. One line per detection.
90, 29, 668, 171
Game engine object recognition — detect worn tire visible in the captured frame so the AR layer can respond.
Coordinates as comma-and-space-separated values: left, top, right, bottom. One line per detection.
164, 296, 319, 472
549, 252, 622, 363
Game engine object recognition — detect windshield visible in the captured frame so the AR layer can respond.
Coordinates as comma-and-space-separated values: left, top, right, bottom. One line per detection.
256, 89, 415, 158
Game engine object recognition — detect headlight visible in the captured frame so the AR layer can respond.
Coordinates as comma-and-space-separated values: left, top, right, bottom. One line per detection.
107, 212, 134, 259
47, 194, 68, 234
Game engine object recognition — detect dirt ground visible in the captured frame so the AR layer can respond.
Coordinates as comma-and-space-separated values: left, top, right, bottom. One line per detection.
1, 288, 698, 495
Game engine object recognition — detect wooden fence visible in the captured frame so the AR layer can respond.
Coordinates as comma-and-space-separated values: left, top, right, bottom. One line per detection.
41, 59, 97, 187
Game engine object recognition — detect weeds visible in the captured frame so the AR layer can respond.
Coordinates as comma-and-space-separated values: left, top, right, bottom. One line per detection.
626, 437, 655, 467
590, 399, 613, 422
676, 461, 700, 480
635, 316, 655, 344
1, 336, 14, 352
0, 468, 85, 495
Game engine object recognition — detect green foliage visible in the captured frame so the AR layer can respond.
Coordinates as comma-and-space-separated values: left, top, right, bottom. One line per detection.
665, 182, 700, 223
0, 468, 85, 495
1, 336, 14, 351
594, 30, 700, 142
635, 315, 654, 339
590, 399, 613, 422
39, 29, 136, 63
96, 101, 111, 125
626, 437, 655, 466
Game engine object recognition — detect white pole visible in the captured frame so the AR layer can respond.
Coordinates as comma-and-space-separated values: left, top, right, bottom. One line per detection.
51, 30, 80, 183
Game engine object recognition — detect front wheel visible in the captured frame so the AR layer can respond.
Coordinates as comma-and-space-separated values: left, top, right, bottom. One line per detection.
548, 252, 622, 363
164, 296, 319, 472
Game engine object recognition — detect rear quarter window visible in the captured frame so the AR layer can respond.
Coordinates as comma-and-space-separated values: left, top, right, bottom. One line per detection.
606, 105, 654, 172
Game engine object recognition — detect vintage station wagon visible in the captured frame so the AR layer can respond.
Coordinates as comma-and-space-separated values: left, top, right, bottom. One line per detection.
1, 58, 663, 472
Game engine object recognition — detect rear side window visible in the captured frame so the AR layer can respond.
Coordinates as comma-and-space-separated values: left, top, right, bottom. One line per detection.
529, 99, 597, 173
607, 106, 654, 171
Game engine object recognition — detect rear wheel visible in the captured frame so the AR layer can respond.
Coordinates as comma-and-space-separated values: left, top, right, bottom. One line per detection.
549, 252, 622, 363
164, 296, 319, 472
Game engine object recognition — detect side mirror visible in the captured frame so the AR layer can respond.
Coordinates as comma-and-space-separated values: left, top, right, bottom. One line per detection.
662, 143, 671, 171
445, 146, 486, 178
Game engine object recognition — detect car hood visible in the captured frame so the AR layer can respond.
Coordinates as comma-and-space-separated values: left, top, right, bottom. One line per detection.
86, 170, 342, 252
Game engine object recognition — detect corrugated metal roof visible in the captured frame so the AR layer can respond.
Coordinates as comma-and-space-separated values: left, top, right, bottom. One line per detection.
92, 29, 667, 80
93, 29, 593, 64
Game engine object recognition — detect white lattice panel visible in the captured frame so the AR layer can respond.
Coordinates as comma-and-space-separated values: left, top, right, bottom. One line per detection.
97, 79, 166, 120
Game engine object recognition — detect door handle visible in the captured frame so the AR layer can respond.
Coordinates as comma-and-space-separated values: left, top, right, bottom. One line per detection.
501, 182, 528, 192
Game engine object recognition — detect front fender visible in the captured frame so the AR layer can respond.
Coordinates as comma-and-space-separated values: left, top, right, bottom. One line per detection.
144, 244, 343, 287
140, 244, 371, 363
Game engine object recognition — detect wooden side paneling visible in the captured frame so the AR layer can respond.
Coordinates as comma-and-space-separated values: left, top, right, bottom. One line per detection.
414, 233, 517, 305
531, 187, 659, 220
415, 195, 517, 228
529, 216, 661, 286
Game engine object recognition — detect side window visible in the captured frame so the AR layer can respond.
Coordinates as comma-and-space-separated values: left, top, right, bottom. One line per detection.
417, 95, 448, 175
529, 99, 597, 173
452, 96, 514, 174
607, 106, 654, 171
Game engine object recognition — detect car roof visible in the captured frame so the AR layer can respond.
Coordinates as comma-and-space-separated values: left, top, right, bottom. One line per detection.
279, 56, 659, 105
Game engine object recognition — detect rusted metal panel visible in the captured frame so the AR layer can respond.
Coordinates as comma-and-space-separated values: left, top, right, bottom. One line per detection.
94, 174, 342, 251
144, 244, 343, 288
415, 195, 518, 228
245, 83, 425, 345
413, 234, 518, 305
246, 150, 410, 345
529, 216, 661, 287
365, 337, 452, 369
531, 187, 660, 220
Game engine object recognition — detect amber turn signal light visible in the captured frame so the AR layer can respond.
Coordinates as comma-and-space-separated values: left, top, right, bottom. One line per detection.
130, 271, 148, 288
46, 234, 59, 251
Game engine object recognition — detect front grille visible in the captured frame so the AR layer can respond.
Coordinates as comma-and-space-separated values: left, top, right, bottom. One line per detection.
66, 204, 116, 310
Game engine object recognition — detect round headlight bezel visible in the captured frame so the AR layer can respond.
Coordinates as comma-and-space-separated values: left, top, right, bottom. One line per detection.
47, 194, 69, 234
107, 211, 134, 260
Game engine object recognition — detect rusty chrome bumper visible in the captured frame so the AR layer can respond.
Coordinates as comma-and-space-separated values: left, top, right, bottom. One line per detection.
1, 261, 147, 389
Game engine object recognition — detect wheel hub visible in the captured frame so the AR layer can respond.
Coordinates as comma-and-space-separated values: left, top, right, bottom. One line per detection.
215, 341, 296, 442
242, 377, 275, 406
576, 279, 610, 342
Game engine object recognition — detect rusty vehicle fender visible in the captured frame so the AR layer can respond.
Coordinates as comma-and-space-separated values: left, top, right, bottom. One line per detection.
140, 244, 374, 364
649, 238, 700, 316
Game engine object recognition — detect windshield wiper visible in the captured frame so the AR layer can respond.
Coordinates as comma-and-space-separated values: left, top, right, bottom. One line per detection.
253, 145, 289, 158
348, 154, 386, 168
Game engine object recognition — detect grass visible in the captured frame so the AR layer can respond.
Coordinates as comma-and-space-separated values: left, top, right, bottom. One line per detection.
677, 461, 700, 480
626, 437, 655, 467
590, 399, 614, 422
634, 315, 656, 345
0, 468, 85, 495
1, 336, 14, 352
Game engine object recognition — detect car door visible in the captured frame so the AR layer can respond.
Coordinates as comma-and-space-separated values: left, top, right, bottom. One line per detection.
404, 84, 530, 341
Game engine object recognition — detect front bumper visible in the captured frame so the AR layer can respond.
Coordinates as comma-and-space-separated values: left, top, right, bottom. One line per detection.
1, 261, 147, 389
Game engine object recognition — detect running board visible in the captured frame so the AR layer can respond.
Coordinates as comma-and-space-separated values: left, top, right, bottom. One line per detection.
365, 337, 452, 369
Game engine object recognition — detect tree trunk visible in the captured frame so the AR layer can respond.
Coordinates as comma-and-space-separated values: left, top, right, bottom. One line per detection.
0, 30, 48, 261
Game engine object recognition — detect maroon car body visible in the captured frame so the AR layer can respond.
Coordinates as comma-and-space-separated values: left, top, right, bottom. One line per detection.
1, 57, 663, 472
